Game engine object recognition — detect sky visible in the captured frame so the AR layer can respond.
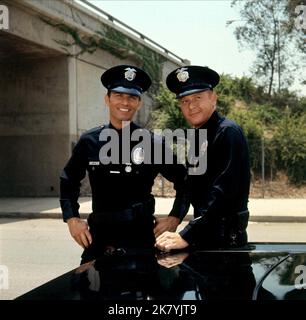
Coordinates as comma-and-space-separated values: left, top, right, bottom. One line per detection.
78, 0, 304, 95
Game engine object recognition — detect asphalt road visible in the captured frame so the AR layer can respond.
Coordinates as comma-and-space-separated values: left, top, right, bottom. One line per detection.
1, 218, 306, 300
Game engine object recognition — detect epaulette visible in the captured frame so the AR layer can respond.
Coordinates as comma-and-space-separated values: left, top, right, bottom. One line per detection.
80, 124, 109, 139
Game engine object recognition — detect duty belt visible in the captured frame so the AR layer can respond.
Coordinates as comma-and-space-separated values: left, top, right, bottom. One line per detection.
89, 200, 155, 224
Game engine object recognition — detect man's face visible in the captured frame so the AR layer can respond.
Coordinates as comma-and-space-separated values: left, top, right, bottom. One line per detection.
105, 92, 141, 128
178, 90, 217, 128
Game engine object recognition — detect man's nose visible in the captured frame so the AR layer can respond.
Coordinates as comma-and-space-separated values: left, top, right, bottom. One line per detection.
121, 97, 129, 105
188, 100, 197, 110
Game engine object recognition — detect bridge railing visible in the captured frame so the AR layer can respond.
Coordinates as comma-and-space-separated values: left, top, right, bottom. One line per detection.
78, 0, 188, 64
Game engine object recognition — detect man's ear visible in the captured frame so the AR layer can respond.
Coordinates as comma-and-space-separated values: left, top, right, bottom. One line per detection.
136, 98, 143, 110
104, 94, 109, 107
211, 91, 217, 103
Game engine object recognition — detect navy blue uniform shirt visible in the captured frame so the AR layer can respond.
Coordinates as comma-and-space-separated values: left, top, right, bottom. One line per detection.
180, 111, 251, 247
60, 122, 189, 222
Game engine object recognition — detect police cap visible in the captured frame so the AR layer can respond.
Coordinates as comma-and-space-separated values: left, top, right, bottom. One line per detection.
101, 65, 151, 97
166, 65, 220, 99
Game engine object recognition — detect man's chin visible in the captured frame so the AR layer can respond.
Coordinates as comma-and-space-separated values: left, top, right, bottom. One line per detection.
189, 121, 203, 128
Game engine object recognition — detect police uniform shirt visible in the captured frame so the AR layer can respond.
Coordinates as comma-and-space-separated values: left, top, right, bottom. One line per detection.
60, 122, 188, 222
179, 111, 251, 245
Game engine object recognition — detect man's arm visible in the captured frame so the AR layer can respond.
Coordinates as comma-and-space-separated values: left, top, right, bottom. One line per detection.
154, 141, 190, 237
60, 137, 87, 221
59, 137, 92, 248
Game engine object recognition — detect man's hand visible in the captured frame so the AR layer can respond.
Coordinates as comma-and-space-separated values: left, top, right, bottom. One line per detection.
67, 217, 92, 249
154, 216, 180, 238
155, 231, 189, 251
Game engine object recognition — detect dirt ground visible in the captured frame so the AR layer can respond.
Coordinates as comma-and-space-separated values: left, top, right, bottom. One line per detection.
80, 171, 306, 198
152, 173, 306, 198
249, 173, 306, 198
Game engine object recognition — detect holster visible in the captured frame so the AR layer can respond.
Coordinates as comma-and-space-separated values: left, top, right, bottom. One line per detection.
222, 210, 249, 247
190, 208, 249, 249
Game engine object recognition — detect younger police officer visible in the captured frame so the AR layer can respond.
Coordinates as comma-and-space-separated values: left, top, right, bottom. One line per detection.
60, 65, 188, 263
156, 66, 251, 251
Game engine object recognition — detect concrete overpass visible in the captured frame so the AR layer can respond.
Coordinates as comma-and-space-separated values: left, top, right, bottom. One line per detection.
0, 0, 188, 196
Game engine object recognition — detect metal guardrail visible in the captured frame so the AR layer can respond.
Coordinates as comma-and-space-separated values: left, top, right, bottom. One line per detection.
79, 0, 188, 64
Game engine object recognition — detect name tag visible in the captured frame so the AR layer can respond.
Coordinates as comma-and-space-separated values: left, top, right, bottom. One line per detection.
89, 161, 100, 165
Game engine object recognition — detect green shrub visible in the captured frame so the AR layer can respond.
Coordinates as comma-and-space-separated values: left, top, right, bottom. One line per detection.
227, 108, 264, 175
272, 109, 306, 185
149, 85, 189, 130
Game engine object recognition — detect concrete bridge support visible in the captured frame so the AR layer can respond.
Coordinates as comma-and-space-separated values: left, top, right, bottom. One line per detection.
0, 0, 185, 196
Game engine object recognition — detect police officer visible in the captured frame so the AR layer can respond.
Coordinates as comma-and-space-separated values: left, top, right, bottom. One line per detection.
156, 65, 250, 250
60, 65, 188, 263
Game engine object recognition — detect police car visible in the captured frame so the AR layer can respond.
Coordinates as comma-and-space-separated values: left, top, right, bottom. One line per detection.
16, 243, 306, 300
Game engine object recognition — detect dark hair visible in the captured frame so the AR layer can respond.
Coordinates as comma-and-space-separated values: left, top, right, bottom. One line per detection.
107, 90, 141, 100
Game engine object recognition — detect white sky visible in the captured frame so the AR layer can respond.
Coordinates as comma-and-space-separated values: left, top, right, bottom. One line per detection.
79, 0, 304, 95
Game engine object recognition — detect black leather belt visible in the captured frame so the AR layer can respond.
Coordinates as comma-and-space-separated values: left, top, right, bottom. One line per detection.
89, 200, 155, 224
90, 208, 135, 223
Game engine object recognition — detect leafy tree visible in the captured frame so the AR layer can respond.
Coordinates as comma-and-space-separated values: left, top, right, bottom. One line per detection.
148, 85, 189, 130
249, 103, 281, 127
272, 108, 306, 184
230, 0, 302, 96
227, 107, 264, 175
270, 89, 306, 114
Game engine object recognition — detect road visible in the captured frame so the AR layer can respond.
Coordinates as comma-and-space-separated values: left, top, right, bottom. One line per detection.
1, 218, 306, 300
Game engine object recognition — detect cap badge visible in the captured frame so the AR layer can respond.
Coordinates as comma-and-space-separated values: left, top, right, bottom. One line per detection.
124, 67, 137, 81
132, 147, 144, 165
176, 67, 189, 82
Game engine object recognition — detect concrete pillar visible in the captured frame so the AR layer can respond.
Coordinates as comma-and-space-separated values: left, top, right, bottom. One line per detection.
0, 56, 69, 196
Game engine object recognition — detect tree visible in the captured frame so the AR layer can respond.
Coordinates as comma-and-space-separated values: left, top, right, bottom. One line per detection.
229, 0, 302, 96
148, 85, 189, 130
272, 108, 306, 184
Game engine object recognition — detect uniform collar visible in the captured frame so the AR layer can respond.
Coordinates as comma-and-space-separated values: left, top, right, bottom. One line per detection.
108, 121, 139, 132
198, 111, 222, 130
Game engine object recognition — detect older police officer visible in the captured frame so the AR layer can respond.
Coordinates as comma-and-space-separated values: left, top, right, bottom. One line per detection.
156, 65, 251, 251
60, 65, 188, 262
